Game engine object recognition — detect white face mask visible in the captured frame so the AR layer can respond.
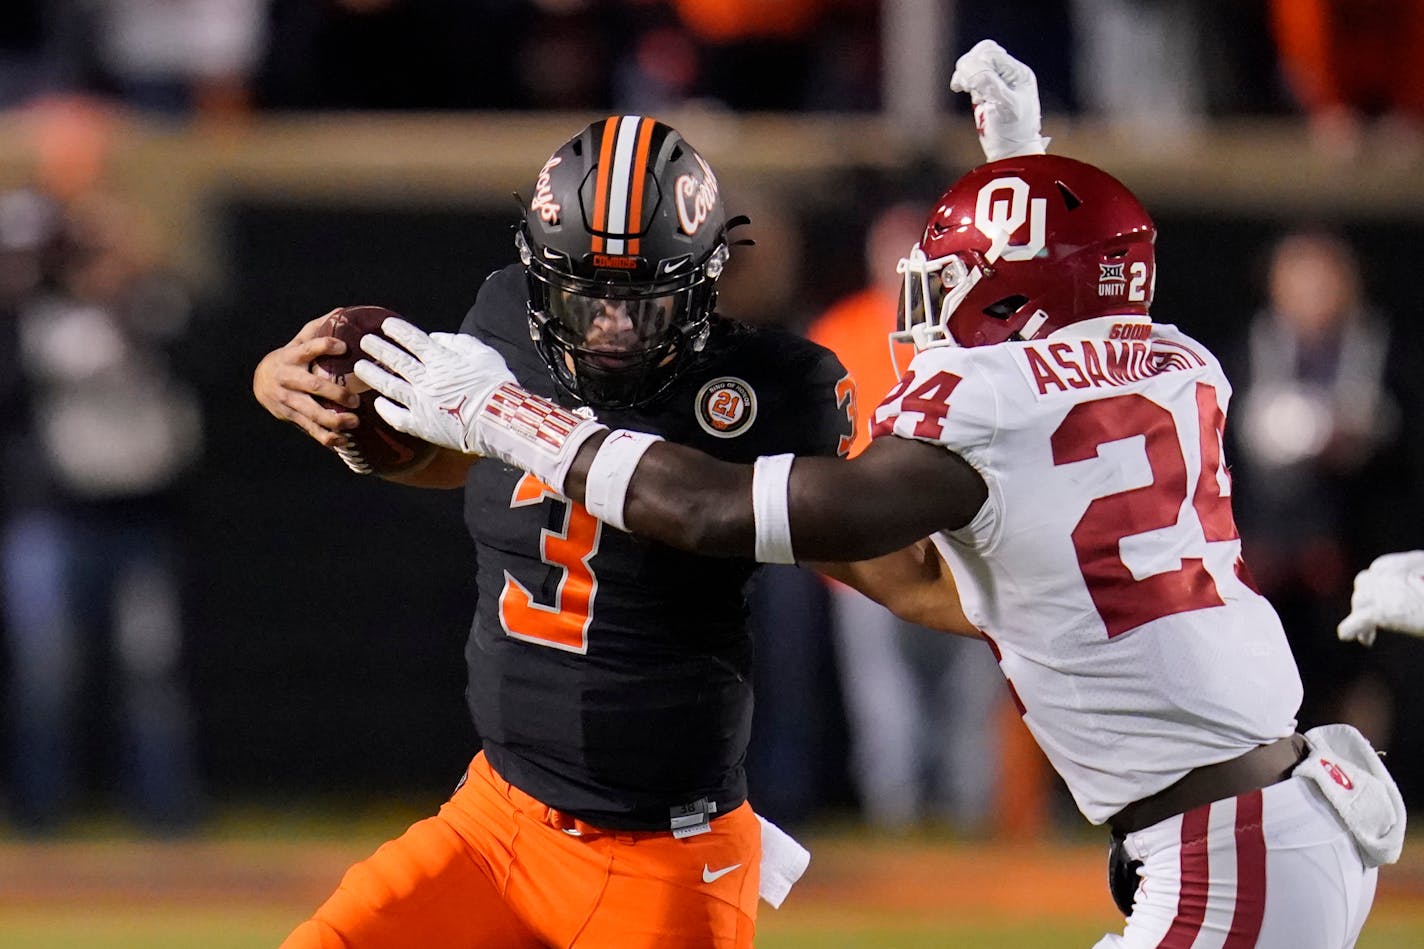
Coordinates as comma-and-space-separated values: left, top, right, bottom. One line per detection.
888, 226, 1012, 375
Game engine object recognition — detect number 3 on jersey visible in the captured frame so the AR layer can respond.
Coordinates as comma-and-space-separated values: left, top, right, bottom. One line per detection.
499, 473, 601, 653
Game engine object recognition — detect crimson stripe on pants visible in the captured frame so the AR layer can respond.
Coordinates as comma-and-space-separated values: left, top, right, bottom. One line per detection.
1157, 803, 1211, 948
1222, 790, 1267, 948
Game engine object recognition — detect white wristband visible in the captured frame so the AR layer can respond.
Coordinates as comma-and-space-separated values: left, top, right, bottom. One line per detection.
752, 453, 796, 565
472, 383, 606, 494
583, 429, 664, 531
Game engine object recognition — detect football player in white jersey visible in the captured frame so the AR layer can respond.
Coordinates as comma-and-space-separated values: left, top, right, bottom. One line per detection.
350, 41, 1405, 949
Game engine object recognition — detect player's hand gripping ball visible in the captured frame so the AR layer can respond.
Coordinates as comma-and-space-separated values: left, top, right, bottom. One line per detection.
312, 306, 439, 476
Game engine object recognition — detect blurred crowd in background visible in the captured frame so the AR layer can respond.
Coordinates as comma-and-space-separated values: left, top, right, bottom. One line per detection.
1, 0, 1423, 841
0, 0, 1420, 152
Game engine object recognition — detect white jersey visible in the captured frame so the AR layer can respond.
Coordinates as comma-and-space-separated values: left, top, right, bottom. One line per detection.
870, 320, 1302, 824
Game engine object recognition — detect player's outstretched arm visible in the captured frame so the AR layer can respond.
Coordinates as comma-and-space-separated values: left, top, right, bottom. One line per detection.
349, 317, 988, 559
253, 311, 361, 448
566, 431, 987, 564
1338, 550, 1424, 645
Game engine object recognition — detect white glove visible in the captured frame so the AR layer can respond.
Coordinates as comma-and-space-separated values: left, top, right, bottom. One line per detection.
354, 318, 515, 454
1337, 550, 1424, 646
950, 39, 1050, 162
355, 317, 605, 492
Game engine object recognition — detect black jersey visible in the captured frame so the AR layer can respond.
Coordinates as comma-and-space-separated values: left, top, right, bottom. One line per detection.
457, 264, 852, 829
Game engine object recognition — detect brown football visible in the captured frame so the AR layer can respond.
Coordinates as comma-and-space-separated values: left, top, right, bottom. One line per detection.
311, 305, 438, 476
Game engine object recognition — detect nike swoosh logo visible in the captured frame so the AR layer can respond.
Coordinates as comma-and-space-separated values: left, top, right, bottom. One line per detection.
702, 863, 742, 883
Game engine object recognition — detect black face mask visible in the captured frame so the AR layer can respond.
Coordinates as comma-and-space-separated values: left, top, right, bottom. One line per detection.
532, 309, 706, 411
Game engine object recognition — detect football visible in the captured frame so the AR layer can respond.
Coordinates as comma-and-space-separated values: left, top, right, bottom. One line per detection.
312, 305, 438, 476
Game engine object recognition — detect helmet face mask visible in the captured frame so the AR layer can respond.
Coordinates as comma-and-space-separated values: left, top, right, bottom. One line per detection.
545, 286, 680, 345
518, 116, 731, 409
894, 241, 1001, 355
891, 155, 1156, 362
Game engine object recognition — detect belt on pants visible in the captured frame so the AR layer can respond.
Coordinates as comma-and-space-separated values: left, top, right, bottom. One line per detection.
1109, 734, 1310, 836
476, 757, 694, 840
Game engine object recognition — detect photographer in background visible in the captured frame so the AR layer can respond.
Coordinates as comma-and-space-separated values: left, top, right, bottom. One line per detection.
0, 174, 203, 833
1231, 230, 1398, 745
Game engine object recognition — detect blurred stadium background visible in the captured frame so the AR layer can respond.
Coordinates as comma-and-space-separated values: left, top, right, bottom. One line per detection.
1, 2, 1423, 946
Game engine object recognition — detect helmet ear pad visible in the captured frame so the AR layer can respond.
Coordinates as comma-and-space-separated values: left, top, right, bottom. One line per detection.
517, 116, 733, 408
915, 155, 1156, 349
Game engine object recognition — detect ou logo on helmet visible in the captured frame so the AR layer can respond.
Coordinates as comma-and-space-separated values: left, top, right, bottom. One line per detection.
976, 176, 1045, 262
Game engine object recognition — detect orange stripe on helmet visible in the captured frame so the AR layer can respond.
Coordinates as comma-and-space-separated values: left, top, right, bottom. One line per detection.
625, 118, 656, 256
590, 116, 620, 253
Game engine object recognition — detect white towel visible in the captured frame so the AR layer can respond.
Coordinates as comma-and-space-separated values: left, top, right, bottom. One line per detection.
1294, 723, 1407, 867
757, 814, 811, 908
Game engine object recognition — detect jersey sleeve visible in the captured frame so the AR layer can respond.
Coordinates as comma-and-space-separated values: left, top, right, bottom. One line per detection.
784, 338, 856, 459
458, 264, 527, 345
867, 346, 999, 467
456, 263, 558, 395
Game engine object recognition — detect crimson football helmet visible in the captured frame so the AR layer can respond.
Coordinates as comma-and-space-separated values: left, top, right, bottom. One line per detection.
893, 154, 1156, 356
518, 115, 733, 409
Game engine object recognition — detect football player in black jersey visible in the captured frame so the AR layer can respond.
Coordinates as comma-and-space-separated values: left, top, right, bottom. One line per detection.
254, 116, 853, 948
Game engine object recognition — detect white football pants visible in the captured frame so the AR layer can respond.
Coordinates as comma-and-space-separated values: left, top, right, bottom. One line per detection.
1093, 776, 1377, 949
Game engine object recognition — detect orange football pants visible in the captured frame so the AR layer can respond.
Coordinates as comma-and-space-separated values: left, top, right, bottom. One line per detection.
281, 752, 761, 948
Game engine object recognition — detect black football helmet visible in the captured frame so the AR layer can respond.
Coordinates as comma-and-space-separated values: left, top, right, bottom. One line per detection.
518, 115, 732, 409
